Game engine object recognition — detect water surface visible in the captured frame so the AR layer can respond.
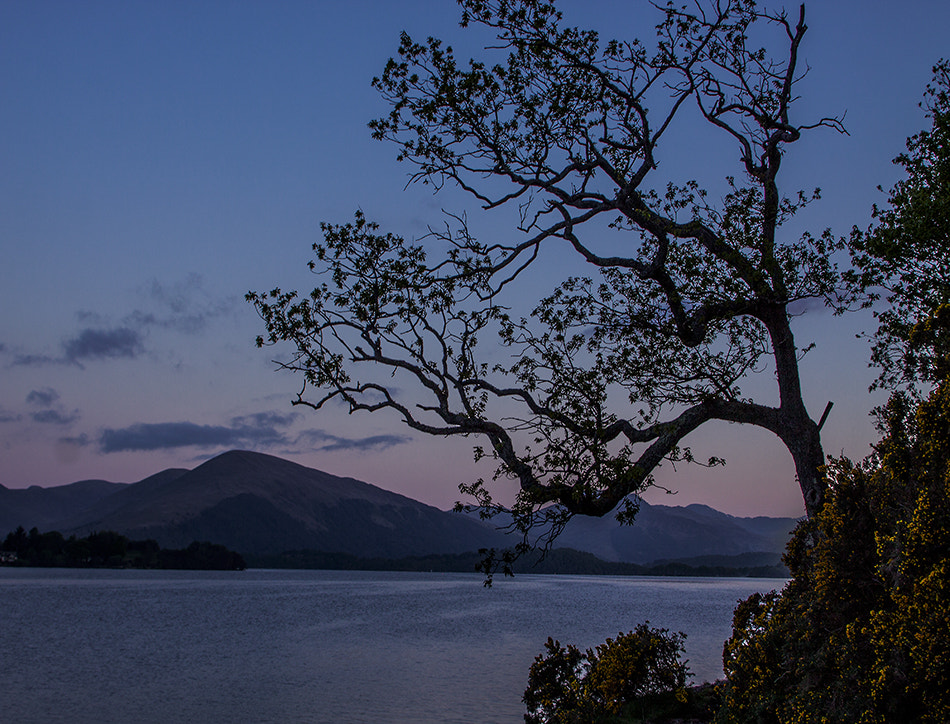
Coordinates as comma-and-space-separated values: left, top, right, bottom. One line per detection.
1, 568, 783, 723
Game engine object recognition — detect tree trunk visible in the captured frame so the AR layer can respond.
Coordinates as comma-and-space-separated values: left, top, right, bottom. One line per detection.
763, 306, 827, 517
784, 417, 825, 517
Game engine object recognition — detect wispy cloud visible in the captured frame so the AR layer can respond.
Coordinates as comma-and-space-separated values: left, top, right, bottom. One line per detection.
55, 434, 91, 464
127, 274, 236, 335
26, 388, 60, 406
231, 411, 300, 429
295, 428, 410, 452
24, 387, 80, 425
98, 411, 299, 453
787, 297, 831, 316
0, 407, 21, 423
8, 275, 236, 369
11, 352, 60, 367
63, 327, 144, 363
31, 409, 80, 426
10, 327, 145, 368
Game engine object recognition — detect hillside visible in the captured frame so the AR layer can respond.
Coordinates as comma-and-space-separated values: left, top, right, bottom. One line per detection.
3, 451, 507, 558
0, 478, 127, 534
1, 450, 798, 565
556, 501, 798, 565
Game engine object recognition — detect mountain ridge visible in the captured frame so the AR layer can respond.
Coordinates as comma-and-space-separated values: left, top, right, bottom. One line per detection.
1, 450, 798, 565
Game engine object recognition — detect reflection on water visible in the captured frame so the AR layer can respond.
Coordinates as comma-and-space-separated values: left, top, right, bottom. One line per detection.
1, 568, 783, 723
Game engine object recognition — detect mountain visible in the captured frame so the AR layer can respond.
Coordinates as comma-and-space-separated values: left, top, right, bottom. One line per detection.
554, 501, 799, 565
0, 450, 799, 565
1, 451, 507, 558
0, 478, 127, 534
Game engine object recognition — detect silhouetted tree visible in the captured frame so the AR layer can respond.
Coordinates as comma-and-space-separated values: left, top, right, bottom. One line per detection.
2, 525, 29, 554
250, 0, 854, 556
523, 625, 691, 723
1, 528, 245, 571
719, 70, 950, 721
87, 530, 128, 564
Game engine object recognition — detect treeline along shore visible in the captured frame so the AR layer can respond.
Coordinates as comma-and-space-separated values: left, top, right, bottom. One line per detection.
0, 524, 786, 578
1, 526, 246, 571
247, 547, 788, 578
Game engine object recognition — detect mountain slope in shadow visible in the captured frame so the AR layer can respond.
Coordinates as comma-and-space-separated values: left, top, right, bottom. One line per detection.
7, 450, 506, 557
2, 450, 798, 564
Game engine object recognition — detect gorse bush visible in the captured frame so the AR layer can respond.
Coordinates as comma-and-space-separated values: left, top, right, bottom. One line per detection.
523, 637, 590, 724
586, 628, 690, 716
716, 362, 950, 723
523, 624, 690, 723
715, 61, 950, 724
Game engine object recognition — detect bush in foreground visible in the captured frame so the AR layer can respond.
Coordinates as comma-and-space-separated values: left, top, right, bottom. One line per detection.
523, 624, 692, 723
716, 373, 950, 723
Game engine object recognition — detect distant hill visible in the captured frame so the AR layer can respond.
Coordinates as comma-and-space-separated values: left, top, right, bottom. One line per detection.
555, 501, 799, 565
2, 451, 507, 558
0, 478, 126, 534
0, 450, 799, 566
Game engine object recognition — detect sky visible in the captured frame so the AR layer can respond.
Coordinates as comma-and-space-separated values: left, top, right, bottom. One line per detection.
2, 0, 948, 518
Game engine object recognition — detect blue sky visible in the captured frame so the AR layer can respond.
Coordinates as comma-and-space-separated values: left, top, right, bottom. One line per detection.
1, 1, 948, 517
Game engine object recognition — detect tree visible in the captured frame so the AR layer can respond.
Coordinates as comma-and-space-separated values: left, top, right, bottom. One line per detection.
248, 0, 852, 548
715, 61, 950, 723
2, 525, 28, 555
850, 60, 950, 393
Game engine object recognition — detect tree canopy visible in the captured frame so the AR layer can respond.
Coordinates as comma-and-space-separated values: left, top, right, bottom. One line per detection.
249, 0, 855, 551
0, 527, 247, 571
523, 625, 693, 723
703, 66, 950, 722
850, 60, 950, 393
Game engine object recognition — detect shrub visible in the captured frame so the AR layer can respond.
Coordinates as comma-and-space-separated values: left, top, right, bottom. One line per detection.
524, 624, 690, 723
717, 369, 950, 723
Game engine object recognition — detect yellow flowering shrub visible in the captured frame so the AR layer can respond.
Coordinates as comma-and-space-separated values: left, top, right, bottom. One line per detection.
523, 624, 689, 723
717, 368, 950, 723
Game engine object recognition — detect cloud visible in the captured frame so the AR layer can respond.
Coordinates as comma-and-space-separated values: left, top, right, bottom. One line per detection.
26, 388, 59, 406
295, 428, 410, 452
100, 422, 244, 452
126, 275, 236, 335
231, 411, 300, 428
24, 387, 79, 425
31, 409, 80, 426
10, 328, 148, 367
0, 407, 21, 423
7, 276, 236, 369
98, 411, 298, 453
55, 434, 90, 464
63, 327, 144, 363
11, 353, 60, 367
787, 297, 831, 316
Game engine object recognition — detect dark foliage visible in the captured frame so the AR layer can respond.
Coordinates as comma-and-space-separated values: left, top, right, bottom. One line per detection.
523, 624, 691, 723
850, 60, 950, 392
716, 367, 950, 722
1, 527, 246, 571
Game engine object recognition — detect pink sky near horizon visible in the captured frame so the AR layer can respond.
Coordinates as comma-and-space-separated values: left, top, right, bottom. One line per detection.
2, 1, 946, 518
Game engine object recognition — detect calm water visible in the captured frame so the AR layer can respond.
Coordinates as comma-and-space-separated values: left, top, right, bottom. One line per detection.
0, 568, 783, 723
